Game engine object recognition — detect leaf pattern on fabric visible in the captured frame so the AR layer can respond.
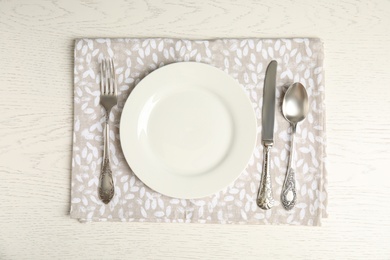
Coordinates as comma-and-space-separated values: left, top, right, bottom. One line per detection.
71, 38, 327, 225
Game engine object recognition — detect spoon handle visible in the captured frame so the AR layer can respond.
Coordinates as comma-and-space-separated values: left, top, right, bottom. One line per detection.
257, 143, 275, 210
281, 168, 297, 210
281, 126, 297, 210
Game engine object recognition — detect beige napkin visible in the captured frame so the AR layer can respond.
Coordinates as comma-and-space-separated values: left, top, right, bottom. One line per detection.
70, 38, 327, 225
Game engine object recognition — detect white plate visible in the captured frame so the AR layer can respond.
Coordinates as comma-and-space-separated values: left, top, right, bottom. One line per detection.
120, 62, 257, 199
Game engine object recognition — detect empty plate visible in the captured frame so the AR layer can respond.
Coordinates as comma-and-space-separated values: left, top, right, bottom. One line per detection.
120, 62, 257, 199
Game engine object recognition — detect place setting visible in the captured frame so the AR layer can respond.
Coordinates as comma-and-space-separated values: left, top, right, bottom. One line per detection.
71, 38, 327, 225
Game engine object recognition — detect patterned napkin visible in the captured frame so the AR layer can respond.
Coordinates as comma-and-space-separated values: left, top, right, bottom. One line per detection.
70, 38, 327, 225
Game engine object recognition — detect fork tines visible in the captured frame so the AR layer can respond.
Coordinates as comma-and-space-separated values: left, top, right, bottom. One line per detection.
100, 58, 117, 96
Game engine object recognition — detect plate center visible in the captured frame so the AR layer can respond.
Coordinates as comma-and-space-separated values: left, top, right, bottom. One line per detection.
145, 88, 233, 176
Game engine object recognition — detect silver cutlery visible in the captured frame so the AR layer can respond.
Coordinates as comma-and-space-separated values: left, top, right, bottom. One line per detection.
281, 82, 309, 210
257, 60, 277, 210
98, 58, 118, 204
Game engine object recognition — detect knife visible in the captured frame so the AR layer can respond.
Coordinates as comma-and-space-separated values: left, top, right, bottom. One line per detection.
257, 60, 277, 210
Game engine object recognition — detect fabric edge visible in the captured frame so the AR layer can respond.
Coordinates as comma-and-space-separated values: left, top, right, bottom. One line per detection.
69, 39, 81, 218
320, 40, 329, 218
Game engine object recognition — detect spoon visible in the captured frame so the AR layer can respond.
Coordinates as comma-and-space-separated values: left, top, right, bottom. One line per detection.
281, 82, 309, 210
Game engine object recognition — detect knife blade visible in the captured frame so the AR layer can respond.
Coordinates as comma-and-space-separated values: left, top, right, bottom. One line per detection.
257, 60, 277, 210
261, 60, 277, 144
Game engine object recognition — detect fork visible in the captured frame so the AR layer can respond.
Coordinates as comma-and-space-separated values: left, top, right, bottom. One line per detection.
98, 58, 118, 204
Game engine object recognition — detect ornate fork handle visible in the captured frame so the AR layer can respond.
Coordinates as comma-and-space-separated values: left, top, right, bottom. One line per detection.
257, 143, 275, 210
98, 115, 114, 204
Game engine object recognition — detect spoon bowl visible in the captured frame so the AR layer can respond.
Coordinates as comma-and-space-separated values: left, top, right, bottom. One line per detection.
281, 82, 309, 210
282, 82, 309, 125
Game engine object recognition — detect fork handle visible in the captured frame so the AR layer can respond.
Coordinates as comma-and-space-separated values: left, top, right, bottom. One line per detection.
98, 119, 114, 204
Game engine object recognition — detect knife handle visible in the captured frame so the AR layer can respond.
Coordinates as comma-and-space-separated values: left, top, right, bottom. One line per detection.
257, 143, 275, 210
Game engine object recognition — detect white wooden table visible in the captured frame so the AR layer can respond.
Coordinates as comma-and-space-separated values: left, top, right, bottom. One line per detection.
1, 0, 390, 259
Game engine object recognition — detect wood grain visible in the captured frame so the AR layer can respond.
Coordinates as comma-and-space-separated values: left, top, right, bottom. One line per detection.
1, 0, 390, 259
